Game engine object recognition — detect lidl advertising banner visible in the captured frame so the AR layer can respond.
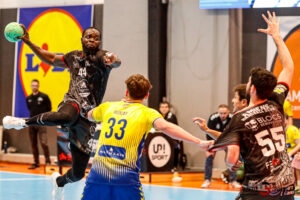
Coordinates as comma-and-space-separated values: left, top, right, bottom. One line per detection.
267, 16, 300, 119
14, 5, 92, 117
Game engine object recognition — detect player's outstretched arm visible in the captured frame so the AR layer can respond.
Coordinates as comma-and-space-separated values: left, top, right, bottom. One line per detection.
87, 109, 96, 122
154, 118, 212, 151
226, 145, 240, 171
18, 24, 66, 68
258, 11, 294, 86
192, 117, 221, 139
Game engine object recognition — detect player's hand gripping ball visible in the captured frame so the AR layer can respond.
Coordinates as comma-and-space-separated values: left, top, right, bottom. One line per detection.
4, 22, 24, 42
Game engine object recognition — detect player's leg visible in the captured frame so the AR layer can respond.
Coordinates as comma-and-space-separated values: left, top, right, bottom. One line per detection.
37, 126, 51, 164
56, 143, 90, 187
202, 151, 214, 187
229, 169, 241, 188
52, 143, 90, 200
3, 102, 80, 129
26, 102, 80, 126
28, 126, 40, 169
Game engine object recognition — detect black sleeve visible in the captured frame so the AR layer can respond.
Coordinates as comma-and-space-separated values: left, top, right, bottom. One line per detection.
62, 50, 77, 69
26, 97, 30, 110
209, 117, 241, 152
45, 94, 52, 111
168, 113, 178, 125
207, 114, 215, 129
268, 83, 289, 108
172, 114, 178, 125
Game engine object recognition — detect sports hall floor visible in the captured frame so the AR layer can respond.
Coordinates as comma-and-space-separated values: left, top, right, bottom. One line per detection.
1, 162, 299, 200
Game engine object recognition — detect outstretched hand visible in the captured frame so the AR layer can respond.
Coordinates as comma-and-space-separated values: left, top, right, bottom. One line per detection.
198, 140, 215, 151
193, 117, 208, 132
257, 11, 280, 38
16, 24, 30, 44
103, 52, 117, 66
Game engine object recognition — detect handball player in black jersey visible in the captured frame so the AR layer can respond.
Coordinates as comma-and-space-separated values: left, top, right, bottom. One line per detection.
209, 11, 295, 200
3, 26, 121, 199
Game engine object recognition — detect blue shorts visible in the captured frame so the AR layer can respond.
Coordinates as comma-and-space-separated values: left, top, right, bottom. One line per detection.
81, 182, 144, 200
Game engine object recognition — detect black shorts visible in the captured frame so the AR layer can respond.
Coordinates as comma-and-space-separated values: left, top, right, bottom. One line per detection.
68, 115, 96, 154
58, 101, 96, 154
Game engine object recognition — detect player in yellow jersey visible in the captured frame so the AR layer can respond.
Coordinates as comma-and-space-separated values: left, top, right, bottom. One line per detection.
284, 100, 293, 125
81, 74, 210, 200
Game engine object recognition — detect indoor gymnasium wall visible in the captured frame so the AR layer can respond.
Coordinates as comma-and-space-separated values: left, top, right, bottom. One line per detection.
101, 0, 149, 103
167, 0, 229, 170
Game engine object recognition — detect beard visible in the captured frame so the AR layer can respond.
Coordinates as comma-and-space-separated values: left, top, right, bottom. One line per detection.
83, 45, 99, 55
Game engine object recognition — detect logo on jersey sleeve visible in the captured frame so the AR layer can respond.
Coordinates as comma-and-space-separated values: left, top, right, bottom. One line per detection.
19, 9, 83, 111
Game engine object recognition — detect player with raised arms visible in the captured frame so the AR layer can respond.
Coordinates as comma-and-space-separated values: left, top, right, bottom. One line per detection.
209, 11, 295, 200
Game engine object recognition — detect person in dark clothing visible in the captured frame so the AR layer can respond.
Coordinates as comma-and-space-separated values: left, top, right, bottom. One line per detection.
159, 101, 183, 170
200, 104, 235, 188
159, 101, 178, 125
26, 79, 52, 169
3, 26, 121, 200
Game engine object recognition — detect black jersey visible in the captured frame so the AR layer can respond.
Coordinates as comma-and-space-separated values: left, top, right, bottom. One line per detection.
206, 112, 231, 140
26, 92, 52, 117
164, 111, 178, 125
210, 83, 295, 191
62, 50, 114, 117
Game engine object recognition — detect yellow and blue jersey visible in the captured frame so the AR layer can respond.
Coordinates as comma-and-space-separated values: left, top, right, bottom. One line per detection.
86, 101, 162, 185
286, 125, 300, 153
284, 100, 293, 117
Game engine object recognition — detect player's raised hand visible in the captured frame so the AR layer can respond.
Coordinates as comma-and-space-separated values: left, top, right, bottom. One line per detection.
16, 24, 30, 44
193, 117, 208, 132
257, 11, 280, 38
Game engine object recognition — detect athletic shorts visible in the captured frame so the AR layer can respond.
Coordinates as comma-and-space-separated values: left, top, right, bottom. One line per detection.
81, 183, 144, 200
236, 185, 295, 200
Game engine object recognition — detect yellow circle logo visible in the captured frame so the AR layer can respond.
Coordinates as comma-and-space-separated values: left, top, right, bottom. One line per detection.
19, 9, 83, 111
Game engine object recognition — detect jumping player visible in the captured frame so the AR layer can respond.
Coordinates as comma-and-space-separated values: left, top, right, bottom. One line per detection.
3, 26, 121, 200
209, 11, 295, 199
81, 74, 210, 200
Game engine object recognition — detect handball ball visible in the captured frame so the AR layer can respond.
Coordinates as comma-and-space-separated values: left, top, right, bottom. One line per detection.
4, 22, 24, 42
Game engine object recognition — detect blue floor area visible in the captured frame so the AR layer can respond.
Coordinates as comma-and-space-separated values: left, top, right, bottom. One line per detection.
0, 171, 299, 200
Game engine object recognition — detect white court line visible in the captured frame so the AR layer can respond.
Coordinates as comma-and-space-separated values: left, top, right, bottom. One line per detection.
142, 183, 239, 193
0, 177, 49, 181
0, 171, 50, 177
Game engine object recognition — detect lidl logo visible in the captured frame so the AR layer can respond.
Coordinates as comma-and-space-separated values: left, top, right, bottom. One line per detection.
272, 25, 300, 118
19, 8, 83, 111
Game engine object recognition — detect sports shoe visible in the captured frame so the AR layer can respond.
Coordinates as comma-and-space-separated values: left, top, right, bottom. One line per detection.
51, 172, 64, 200
201, 179, 211, 188
3, 116, 27, 130
28, 164, 40, 169
230, 181, 241, 189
